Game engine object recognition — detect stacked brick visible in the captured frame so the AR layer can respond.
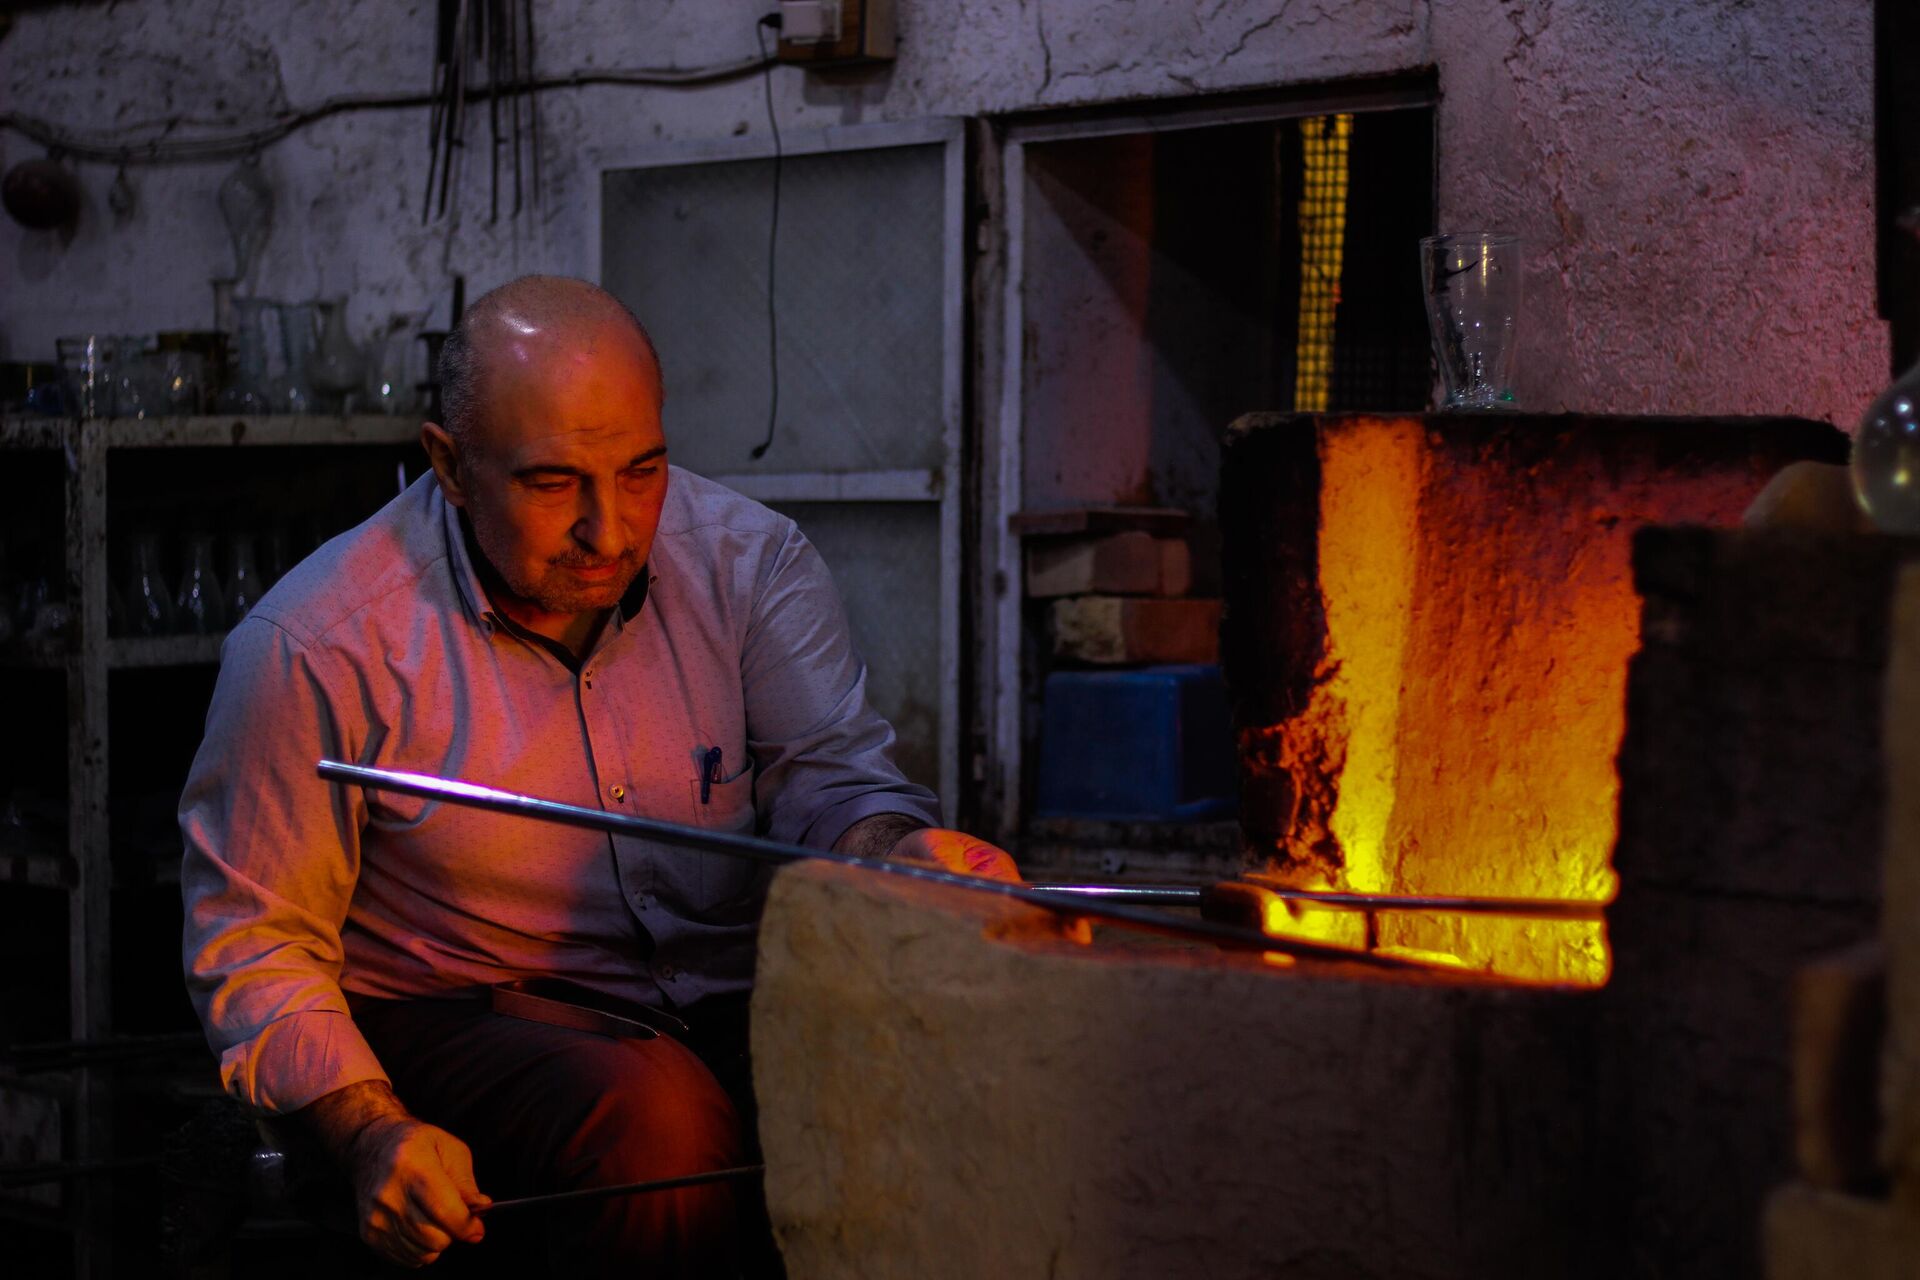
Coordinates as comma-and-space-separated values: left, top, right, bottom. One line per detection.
1014, 508, 1219, 664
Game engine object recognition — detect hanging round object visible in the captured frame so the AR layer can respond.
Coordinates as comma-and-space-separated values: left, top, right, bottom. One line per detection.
2, 156, 82, 231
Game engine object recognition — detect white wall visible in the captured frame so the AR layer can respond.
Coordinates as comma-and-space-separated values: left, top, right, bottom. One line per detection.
0, 0, 1887, 426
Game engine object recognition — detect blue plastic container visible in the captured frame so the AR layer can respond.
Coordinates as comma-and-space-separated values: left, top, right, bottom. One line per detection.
1034, 664, 1237, 822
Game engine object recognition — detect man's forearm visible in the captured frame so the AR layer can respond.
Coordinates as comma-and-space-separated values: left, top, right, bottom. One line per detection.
833, 812, 928, 860
295, 1079, 416, 1168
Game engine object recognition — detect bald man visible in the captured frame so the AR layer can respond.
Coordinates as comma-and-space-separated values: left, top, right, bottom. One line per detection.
180, 276, 1016, 1275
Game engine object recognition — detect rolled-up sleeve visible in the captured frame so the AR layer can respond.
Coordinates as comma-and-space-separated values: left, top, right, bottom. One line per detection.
742, 522, 941, 851
179, 615, 386, 1114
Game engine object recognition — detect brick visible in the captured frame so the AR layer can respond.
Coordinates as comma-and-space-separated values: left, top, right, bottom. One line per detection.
1790, 940, 1888, 1191
1762, 1183, 1920, 1280
1025, 531, 1191, 598
1048, 595, 1219, 664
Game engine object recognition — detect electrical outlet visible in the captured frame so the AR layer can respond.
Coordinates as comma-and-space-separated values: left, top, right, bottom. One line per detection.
777, 0, 894, 67
778, 1, 841, 44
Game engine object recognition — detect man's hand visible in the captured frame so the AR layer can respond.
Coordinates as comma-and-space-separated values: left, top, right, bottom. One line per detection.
887, 827, 1023, 883
834, 816, 1090, 941
298, 1080, 489, 1267
833, 814, 1023, 883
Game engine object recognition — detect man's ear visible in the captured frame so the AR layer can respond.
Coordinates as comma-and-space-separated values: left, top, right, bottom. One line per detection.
421, 423, 467, 507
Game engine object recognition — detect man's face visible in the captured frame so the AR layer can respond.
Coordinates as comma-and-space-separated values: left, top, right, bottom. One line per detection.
448, 319, 669, 622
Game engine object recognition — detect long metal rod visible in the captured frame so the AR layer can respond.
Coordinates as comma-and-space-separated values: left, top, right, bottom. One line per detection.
315, 761, 1426, 971
1028, 883, 1205, 907
1030, 882, 1607, 920
1255, 886, 1607, 919
478, 1163, 765, 1214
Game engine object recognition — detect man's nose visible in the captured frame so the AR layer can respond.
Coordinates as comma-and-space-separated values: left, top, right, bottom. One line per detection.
570, 483, 629, 559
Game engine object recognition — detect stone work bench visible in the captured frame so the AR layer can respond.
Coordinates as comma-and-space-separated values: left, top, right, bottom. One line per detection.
752, 863, 1596, 1280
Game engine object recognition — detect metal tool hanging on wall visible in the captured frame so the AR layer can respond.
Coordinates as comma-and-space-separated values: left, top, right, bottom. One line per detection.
425, 0, 540, 224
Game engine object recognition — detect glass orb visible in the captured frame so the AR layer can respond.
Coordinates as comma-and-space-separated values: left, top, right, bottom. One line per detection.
1852, 361, 1920, 535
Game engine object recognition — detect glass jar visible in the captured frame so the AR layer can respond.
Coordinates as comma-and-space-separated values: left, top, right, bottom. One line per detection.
216, 300, 273, 415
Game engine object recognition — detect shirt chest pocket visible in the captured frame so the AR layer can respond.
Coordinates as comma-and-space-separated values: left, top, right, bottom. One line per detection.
686, 763, 765, 914
687, 762, 756, 833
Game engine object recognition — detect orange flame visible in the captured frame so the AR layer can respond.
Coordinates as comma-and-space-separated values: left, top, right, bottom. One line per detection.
1248, 418, 1630, 986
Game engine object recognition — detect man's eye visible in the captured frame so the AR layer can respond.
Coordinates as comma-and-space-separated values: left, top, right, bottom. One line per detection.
622, 466, 661, 482
527, 479, 572, 494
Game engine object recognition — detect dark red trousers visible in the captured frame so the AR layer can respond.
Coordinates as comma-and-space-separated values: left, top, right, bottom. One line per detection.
351, 994, 753, 1279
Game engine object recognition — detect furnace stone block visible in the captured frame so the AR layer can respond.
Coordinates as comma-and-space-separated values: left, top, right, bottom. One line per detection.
1600, 885, 1875, 1276
1218, 411, 1845, 984
1619, 530, 1920, 905
1604, 527, 1920, 1277
753, 861, 1598, 1280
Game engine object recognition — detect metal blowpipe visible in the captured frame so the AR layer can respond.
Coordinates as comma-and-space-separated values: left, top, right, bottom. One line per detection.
314, 760, 1427, 971
478, 1163, 765, 1214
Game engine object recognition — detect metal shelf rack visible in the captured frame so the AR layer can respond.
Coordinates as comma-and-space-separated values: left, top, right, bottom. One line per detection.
0, 413, 420, 1274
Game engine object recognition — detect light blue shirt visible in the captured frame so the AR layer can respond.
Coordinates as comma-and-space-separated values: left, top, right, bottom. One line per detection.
181, 467, 938, 1112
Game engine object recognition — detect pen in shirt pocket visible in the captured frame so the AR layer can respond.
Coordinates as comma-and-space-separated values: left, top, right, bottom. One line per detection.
699, 746, 723, 805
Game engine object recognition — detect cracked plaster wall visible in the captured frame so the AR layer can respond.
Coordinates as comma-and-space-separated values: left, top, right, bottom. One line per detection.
0, 0, 1886, 426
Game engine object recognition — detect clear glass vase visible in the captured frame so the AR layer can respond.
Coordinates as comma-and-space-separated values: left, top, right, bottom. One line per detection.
309, 297, 365, 414
270, 302, 315, 415
174, 534, 228, 634
364, 312, 424, 415
123, 534, 175, 637
1852, 358, 1920, 534
215, 299, 273, 415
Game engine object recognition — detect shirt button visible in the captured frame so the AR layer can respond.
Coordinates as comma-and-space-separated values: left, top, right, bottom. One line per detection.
610, 784, 626, 801
658, 963, 677, 980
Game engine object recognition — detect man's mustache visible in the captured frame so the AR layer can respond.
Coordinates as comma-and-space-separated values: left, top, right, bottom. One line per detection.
549, 550, 640, 572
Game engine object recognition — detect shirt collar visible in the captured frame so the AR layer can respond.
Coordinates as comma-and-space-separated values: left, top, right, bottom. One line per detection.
437, 486, 651, 642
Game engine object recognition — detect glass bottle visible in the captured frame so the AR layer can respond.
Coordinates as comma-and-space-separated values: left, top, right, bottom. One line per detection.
364, 312, 423, 415
227, 534, 263, 621
216, 299, 272, 415
125, 534, 175, 637
271, 302, 315, 415
174, 534, 227, 634
309, 297, 365, 414
1852, 358, 1920, 534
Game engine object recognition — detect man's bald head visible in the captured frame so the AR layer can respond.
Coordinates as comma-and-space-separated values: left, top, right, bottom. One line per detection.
436, 275, 661, 450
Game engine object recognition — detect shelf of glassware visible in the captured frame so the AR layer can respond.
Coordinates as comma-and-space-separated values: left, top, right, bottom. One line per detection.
0, 413, 422, 450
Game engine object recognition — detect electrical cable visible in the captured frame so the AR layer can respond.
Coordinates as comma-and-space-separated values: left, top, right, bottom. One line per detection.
0, 56, 774, 167
750, 14, 784, 460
